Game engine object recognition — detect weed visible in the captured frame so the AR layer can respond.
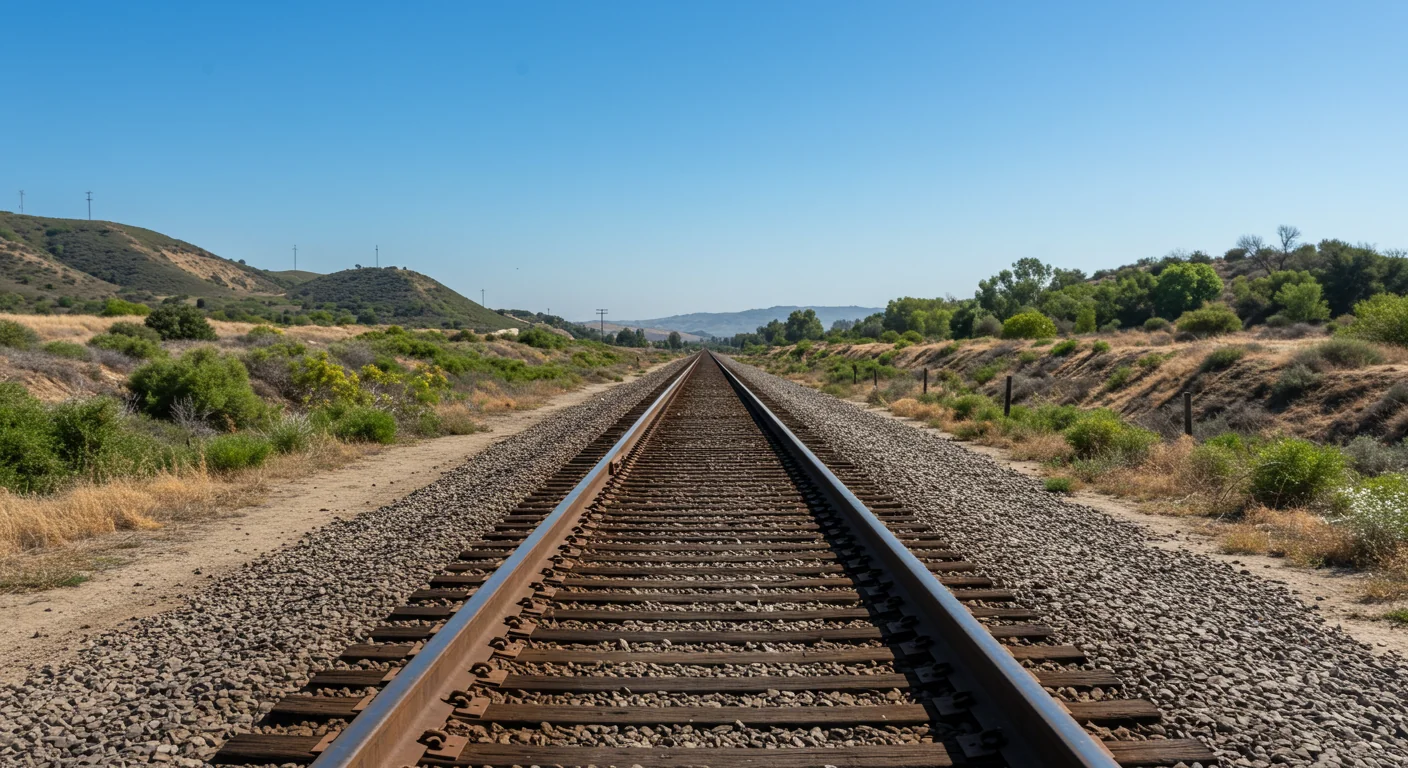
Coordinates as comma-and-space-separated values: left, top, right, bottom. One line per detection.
1384, 609, 1408, 626
1103, 365, 1132, 390
204, 433, 273, 472
1200, 346, 1245, 372
1050, 339, 1079, 357
1091, 340, 1111, 354
1044, 476, 1073, 493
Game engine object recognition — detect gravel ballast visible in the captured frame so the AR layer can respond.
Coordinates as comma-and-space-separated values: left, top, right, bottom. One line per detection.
0, 360, 688, 767
726, 358, 1408, 768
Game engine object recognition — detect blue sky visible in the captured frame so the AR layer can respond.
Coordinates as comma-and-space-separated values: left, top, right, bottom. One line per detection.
3, 2, 1405, 321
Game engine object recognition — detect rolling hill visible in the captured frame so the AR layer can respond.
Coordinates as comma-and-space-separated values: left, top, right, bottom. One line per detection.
0, 211, 518, 330
610, 305, 885, 337
290, 267, 523, 330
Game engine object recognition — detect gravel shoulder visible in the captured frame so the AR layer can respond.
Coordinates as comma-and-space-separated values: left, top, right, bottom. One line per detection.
728, 358, 1408, 768
0, 369, 665, 684
0, 359, 687, 766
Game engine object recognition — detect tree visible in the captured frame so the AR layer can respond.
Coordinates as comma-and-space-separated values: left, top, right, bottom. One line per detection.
757, 319, 786, 345
1074, 306, 1097, 333
1315, 239, 1388, 316
145, 304, 217, 341
1274, 280, 1330, 323
1238, 234, 1274, 275
1342, 293, 1408, 346
666, 331, 682, 350
783, 309, 824, 342
1277, 225, 1302, 260
615, 327, 634, 346
975, 258, 1054, 320
1151, 262, 1223, 319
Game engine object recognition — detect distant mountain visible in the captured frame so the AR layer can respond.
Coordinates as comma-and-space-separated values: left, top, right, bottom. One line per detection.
291, 268, 523, 331
609, 305, 885, 338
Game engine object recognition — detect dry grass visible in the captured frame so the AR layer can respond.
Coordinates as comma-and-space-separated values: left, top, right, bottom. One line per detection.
1089, 439, 1197, 501
1219, 525, 1272, 555
1233, 506, 1357, 567
889, 397, 945, 423
0, 438, 363, 558
435, 402, 484, 435
1008, 432, 1074, 462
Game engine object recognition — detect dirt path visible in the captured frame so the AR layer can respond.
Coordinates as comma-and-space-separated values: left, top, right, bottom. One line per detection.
848, 397, 1408, 659
0, 373, 653, 681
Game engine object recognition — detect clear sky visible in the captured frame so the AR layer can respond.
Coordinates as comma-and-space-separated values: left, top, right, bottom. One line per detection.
3, 2, 1405, 321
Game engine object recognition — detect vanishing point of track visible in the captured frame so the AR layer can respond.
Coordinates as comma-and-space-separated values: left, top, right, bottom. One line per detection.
215, 353, 1216, 767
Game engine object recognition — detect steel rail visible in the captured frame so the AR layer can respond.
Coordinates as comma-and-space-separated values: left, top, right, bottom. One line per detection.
714, 352, 1120, 768
309, 353, 701, 768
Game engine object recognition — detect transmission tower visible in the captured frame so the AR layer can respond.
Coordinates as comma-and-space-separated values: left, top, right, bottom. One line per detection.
596, 309, 609, 341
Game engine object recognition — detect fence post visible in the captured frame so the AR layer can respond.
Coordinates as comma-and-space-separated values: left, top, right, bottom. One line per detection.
1184, 391, 1193, 437
852, 364, 857, 385
873, 369, 878, 389
1004, 375, 1013, 417
922, 368, 928, 395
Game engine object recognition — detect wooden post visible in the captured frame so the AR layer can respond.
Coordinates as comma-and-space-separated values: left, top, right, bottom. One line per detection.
1184, 391, 1193, 437
852, 364, 857, 385
1004, 375, 1013, 417
922, 368, 929, 394
873, 368, 878, 389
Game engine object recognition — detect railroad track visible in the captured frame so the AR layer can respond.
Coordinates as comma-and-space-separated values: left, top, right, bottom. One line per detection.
215, 353, 1215, 767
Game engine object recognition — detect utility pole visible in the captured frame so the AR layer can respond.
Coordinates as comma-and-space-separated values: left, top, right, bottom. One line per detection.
293, 244, 298, 271
375, 245, 379, 268
17, 190, 23, 214
86, 191, 92, 220
481, 289, 486, 307
596, 309, 608, 342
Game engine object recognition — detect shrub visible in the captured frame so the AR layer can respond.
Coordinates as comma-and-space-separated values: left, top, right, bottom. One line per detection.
1274, 280, 1331, 323
1027, 404, 1083, 432
1336, 473, 1408, 562
1001, 312, 1058, 340
108, 321, 163, 341
900, 330, 923, 343
1200, 346, 1245, 372
1049, 339, 1079, 357
101, 298, 151, 317
1074, 307, 1097, 334
1296, 338, 1384, 370
1143, 317, 1171, 332
204, 433, 273, 472
1063, 410, 1158, 463
936, 342, 961, 357
242, 325, 284, 343
1249, 438, 1346, 508
42, 341, 90, 360
950, 394, 993, 421
1044, 477, 1073, 493
517, 327, 567, 349
0, 320, 39, 350
1090, 340, 1110, 354
1341, 293, 1408, 346
1137, 353, 1169, 370
1103, 365, 1132, 390
128, 347, 267, 429
329, 406, 397, 443
1176, 304, 1242, 336
972, 362, 1002, 385
1272, 363, 1321, 400
144, 304, 217, 341
1265, 314, 1292, 328
1017, 350, 1039, 364
1189, 442, 1242, 483
879, 330, 901, 343
973, 316, 1003, 337
265, 414, 315, 454
0, 383, 68, 493
1343, 436, 1408, 477
89, 332, 164, 360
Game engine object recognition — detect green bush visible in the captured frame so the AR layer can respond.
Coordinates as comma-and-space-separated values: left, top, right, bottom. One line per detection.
1296, 338, 1384, 370
1143, 317, 1171, 332
1091, 340, 1110, 354
517, 327, 567, 349
936, 342, 960, 357
1200, 346, 1245, 372
972, 362, 1003, 385
1274, 280, 1330, 323
1137, 352, 1169, 370
1049, 339, 1079, 357
950, 394, 994, 421
265, 415, 314, 454
107, 321, 163, 342
1176, 304, 1242, 336
42, 341, 90, 360
128, 347, 266, 429
1017, 350, 1039, 364
144, 304, 217, 341
242, 325, 284, 343
0, 383, 68, 493
0, 320, 39, 350
973, 316, 1003, 337
1074, 307, 1097, 334
204, 433, 273, 472
1063, 410, 1158, 463
1272, 363, 1321, 400
1189, 442, 1242, 483
330, 406, 397, 444
1249, 438, 1345, 508
1103, 365, 1132, 390
1026, 404, 1083, 432
101, 298, 151, 317
88, 332, 165, 360
1336, 473, 1408, 562
1044, 476, 1073, 493
1341, 293, 1408, 346
879, 330, 901, 343
1001, 312, 1057, 340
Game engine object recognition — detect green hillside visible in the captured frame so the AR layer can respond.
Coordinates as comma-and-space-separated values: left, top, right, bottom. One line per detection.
262, 269, 323, 289
0, 212, 286, 300
290, 267, 524, 330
